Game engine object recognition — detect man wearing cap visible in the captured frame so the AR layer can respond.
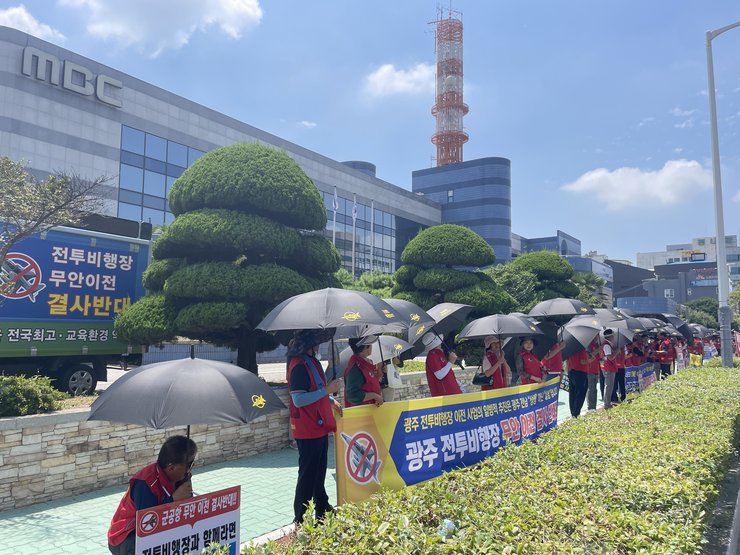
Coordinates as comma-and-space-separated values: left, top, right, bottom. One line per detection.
287, 329, 343, 525
423, 332, 461, 397
343, 336, 384, 407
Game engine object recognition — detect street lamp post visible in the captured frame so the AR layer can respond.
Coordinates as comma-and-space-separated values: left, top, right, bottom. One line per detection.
705, 22, 739, 368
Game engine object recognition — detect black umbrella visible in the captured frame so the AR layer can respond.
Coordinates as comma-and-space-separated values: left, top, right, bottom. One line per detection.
88, 357, 285, 437
689, 323, 710, 338
660, 313, 693, 342
256, 288, 401, 331
528, 298, 596, 318
341, 299, 435, 343
560, 318, 603, 359
459, 314, 543, 340
426, 302, 474, 338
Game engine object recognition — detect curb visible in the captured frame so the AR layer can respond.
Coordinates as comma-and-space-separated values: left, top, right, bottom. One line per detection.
728, 475, 740, 555
241, 523, 295, 551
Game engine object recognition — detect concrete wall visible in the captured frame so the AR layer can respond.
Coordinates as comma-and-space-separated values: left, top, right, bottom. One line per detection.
0, 368, 476, 512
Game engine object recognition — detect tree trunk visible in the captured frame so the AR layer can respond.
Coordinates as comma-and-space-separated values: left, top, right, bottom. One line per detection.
236, 327, 258, 375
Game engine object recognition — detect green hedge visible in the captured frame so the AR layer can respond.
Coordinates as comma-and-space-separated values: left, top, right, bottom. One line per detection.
401, 225, 495, 267
508, 250, 574, 281
394, 264, 420, 287
444, 281, 516, 315
703, 356, 740, 368
151, 208, 300, 261
412, 268, 481, 292
168, 143, 326, 230
278, 234, 341, 275
114, 293, 178, 345
0, 376, 66, 417
142, 258, 184, 292
174, 302, 248, 335
262, 368, 740, 554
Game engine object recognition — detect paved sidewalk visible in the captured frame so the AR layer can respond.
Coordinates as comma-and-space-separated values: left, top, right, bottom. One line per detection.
0, 388, 597, 554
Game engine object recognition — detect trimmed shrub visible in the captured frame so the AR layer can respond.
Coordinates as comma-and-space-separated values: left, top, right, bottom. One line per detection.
413, 268, 480, 292
401, 224, 495, 267
393, 290, 439, 311
174, 302, 248, 335
152, 209, 300, 260
266, 368, 740, 554
547, 279, 580, 298
164, 262, 311, 304
703, 357, 740, 368
142, 258, 184, 292
444, 281, 516, 315
509, 250, 574, 281
279, 234, 341, 275
168, 143, 326, 230
114, 293, 178, 345
0, 376, 66, 417
394, 264, 420, 287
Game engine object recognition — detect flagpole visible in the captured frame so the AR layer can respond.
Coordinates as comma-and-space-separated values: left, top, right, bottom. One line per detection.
351, 194, 357, 279
332, 187, 338, 247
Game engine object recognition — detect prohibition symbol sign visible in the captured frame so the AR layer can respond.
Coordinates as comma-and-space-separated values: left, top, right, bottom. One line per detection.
0, 253, 43, 300
344, 431, 381, 485
139, 511, 159, 534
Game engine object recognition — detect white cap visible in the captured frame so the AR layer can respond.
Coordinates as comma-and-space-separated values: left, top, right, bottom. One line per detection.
422, 332, 442, 353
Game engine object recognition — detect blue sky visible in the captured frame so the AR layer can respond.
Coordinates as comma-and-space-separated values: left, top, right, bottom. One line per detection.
3, 0, 740, 264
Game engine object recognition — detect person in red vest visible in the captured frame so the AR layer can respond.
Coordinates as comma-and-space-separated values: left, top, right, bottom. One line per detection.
287, 329, 343, 525
656, 332, 675, 379
344, 336, 384, 407
108, 436, 197, 554
480, 335, 511, 390
423, 332, 462, 396
585, 338, 602, 411
542, 341, 566, 377
600, 329, 618, 409
567, 344, 600, 418
516, 337, 546, 385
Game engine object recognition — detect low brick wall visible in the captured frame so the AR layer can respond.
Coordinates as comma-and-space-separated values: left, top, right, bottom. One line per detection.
0, 368, 476, 512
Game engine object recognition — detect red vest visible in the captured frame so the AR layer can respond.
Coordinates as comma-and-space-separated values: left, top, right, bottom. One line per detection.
623, 343, 634, 367
567, 350, 591, 372
425, 347, 461, 397
343, 354, 382, 407
288, 355, 336, 439
659, 339, 676, 361
519, 350, 543, 384
108, 463, 175, 546
601, 341, 617, 372
543, 350, 563, 373
481, 350, 506, 391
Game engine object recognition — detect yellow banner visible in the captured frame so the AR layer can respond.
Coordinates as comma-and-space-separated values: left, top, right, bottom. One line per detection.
335, 378, 560, 504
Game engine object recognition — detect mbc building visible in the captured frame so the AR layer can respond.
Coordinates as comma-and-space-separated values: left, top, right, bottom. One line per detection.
1, 26, 524, 271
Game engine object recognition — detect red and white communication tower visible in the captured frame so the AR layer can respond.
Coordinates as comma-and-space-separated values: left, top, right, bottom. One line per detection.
431, 10, 468, 166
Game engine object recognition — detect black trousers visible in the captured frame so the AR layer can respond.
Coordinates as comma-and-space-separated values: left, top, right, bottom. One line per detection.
109, 533, 135, 555
294, 435, 331, 524
660, 362, 672, 379
568, 370, 588, 417
615, 368, 626, 402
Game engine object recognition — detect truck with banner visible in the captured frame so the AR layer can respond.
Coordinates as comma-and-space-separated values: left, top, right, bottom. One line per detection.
0, 218, 150, 395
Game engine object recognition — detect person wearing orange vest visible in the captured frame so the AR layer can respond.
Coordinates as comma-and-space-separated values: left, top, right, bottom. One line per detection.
656, 332, 675, 379
423, 332, 462, 397
542, 341, 566, 376
107, 436, 197, 554
480, 335, 511, 390
287, 329, 342, 525
344, 336, 384, 407
516, 337, 546, 385
600, 329, 618, 409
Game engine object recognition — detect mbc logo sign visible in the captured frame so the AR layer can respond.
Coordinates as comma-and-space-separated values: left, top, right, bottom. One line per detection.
21, 47, 122, 108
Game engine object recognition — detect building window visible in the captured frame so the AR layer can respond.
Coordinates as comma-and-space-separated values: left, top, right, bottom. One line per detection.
447, 190, 454, 203
664, 288, 675, 298
686, 288, 692, 296
697, 239, 705, 246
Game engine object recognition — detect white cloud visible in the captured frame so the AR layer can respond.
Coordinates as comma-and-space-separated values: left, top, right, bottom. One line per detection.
60, 0, 262, 57
561, 159, 712, 211
734, 190, 740, 203
637, 116, 655, 127
673, 147, 684, 153
363, 63, 434, 97
674, 119, 694, 129
0, 4, 65, 42
670, 107, 695, 117
298, 120, 317, 129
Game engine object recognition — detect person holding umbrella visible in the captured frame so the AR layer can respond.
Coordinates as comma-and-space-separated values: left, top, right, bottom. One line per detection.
108, 436, 197, 554
422, 332, 462, 397
600, 329, 619, 409
344, 336, 384, 408
541, 341, 566, 377
286, 329, 342, 525
481, 335, 511, 390
516, 337, 547, 385
656, 331, 675, 379
567, 344, 600, 418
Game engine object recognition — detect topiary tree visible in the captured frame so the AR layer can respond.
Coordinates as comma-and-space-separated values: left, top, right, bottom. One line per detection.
392, 224, 514, 314
507, 250, 577, 304
115, 143, 341, 374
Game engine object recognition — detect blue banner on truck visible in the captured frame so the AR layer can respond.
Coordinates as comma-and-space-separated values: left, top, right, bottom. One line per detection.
0, 227, 149, 356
